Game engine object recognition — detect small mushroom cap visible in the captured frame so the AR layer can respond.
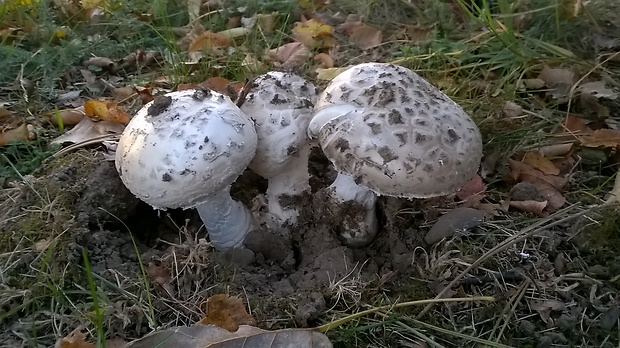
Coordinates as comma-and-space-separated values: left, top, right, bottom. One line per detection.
240, 71, 318, 179
313, 63, 483, 198
115, 89, 258, 209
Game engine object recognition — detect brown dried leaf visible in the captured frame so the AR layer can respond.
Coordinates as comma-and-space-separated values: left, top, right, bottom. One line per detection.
0, 123, 29, 146
51, 117, 125, 145
404, 25, 432, 43
200, 76, 232, 95
47, 107, 86, 126
188, 31, 231, 52
578, 80, 618, 99
507, 158, 568, 190
340, 18, 382, 50
112, 87, 134, 100
509, 200, 548, 216
198, 294, 256, 332
135, 86, 154, 105
522, 151, 560, 175
315, 67, 349, 81
267, 42, 311, 68
83, 99, 130, 124
314, 53, 334, 68
537, 65, 576, 98
54, 327, 95, 348
579, 129, 620, 148
147, 261, 173, 294
526, 177, 566, 211
83, 56, 116, 71
456, 174, 486, 207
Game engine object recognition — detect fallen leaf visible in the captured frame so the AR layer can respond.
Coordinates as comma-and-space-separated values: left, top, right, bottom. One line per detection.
147, 261, 173, 294
267, 42, 311, 68
292, 19, 336, 49
125, 325, 332, 348
188, 31, 231, 53
46, 107, 85, 126
198, 294, 256, 332
51, 117, 125, 145
578, 80, 618, 99
456, 174, 486, 207
404, 25, 432, 43
538, 143, 573, 157
508, 159, 568, 190
54, 327, 95, 348
537, 65, 576, 98
200, 76, 231, 95
315, 67, 349, 81
218, 27, 250, 39
502, 101, 523, 118
135, 86, 154, 105
83, 56, 116, 71
314, 53, 334, 68
340, 16, 382, 50
0, 123, 29, 146
83, 99, 130, 124
112, 87, 134, 100
529, 299, 565, 324
509, 200, 548, 216
579, 129, 620, 148
528, 177, 566, 211
522, 151, 560, 175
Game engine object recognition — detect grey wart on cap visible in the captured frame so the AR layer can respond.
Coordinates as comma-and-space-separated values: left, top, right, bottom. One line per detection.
115, 88, 258, 250
309, 63, 483, 246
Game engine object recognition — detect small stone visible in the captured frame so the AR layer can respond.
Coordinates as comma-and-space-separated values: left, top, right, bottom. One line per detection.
424, 207, 485, 245
599, 305, 620, 330
519, 320, 536, 335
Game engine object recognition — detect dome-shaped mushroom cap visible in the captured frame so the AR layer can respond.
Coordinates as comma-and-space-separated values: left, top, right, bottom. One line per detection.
115, 89, 258, 209
240, 71, 318, 178
314, 63, 483, 198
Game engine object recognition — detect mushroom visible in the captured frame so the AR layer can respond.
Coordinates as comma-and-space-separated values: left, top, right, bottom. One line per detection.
239, 71, 319, 226
309, 63, 483, 246
115, 88, 258, 250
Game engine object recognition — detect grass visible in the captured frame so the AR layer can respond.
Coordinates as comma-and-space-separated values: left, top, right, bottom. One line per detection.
1, 0, 620, 346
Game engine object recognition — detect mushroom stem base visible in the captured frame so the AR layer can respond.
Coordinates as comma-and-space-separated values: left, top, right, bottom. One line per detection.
327, 173, 378, 247
196, 187, 254, 250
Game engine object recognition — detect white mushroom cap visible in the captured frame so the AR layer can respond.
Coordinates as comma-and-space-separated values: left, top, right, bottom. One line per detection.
241, 71, 318, 180
115, 89, 258, 209
311, 63, 483, 198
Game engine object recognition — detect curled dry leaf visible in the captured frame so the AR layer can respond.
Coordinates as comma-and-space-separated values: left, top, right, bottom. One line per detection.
83, 56, 116, 71
537, 65, 576, 98
135, 86, 154, 105
292, 19, 336, 49
314, 53, 334, 68
267, 42, 311, 68
508, 159, 568, 190
198, 294, 256, 332
147, 261, 173, 294
83, 99, 130, 124
0, 123, 29, 146
509, 200, 548, 216
46, 107, 86, 126
112, 86, 135, 100
54, 327, 95, 348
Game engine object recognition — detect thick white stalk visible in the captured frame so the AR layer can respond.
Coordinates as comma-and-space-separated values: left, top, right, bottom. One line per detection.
327, 173, 378, 246
195, 186, 254, 250
264, 145, 311, 225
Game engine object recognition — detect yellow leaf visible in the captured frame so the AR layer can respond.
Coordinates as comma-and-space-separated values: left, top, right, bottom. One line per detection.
315, 67, 350, 81
83, 99, 129, 124
292, 19, 335, 49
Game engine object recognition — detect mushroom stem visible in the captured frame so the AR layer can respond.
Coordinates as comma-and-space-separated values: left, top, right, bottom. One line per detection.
327, 173, 379, 246
195, 186, 254, 250
264, 145, 311, 224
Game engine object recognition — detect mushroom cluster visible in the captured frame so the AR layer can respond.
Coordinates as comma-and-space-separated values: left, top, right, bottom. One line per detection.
115, 63, 483, 251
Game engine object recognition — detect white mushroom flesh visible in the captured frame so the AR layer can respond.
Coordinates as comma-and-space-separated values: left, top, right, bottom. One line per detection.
115, 88, 258, 250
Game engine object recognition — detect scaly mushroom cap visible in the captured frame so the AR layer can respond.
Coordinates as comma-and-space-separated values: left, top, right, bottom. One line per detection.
312, 63, 483, 198
115, 89, 258, 209
241, 71, 318, 179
